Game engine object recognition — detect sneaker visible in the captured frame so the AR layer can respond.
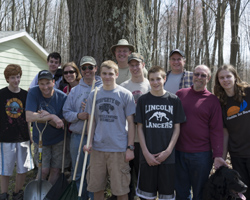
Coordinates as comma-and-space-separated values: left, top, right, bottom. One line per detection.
12, 190, 23, 200
0, 193, 9, 200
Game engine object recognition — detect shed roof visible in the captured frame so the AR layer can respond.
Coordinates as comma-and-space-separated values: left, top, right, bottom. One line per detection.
0, 31, 48, 60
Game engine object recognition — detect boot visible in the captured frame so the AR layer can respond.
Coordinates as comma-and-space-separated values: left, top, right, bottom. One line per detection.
0, 193, 9, 200
12, 190, 23, 200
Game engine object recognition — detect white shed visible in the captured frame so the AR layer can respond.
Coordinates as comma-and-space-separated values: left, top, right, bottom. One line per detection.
0, 31, 48, 90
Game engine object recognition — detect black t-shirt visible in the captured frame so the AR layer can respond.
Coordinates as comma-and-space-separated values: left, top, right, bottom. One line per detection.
135, 92, 186, 164
222, 87, 250, 158
0, 87, 30, 142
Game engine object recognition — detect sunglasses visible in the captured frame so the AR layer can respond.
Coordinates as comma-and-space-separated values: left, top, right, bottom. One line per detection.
81, 65, 95, 71
194, 73, 207, 78
63, 70, 76, 75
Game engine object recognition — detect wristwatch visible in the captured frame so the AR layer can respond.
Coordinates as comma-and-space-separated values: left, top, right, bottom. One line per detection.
127, 145, 135, 151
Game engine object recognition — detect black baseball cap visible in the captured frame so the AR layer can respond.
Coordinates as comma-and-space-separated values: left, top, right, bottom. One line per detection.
169, 49, 185, 58
38, 70, 53, 80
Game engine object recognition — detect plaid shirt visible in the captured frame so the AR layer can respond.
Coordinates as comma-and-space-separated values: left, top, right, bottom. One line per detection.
165, 70, 193, 89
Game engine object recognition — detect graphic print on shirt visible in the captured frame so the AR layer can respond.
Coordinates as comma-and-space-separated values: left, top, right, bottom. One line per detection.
149, 111, 169, 121
227, 100, 250, 120
132, 90, 142, 104
145, 104, 173, 128
5, 98, 24, 118
97, 97, 120, 122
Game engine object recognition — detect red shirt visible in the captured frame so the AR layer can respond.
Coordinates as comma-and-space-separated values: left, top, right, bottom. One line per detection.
176, 86, 223, 158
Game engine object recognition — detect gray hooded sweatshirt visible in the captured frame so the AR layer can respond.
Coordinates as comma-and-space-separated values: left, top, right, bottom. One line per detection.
63, 76, 102, 134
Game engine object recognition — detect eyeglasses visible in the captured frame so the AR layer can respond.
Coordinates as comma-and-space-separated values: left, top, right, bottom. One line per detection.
194, 73, 207, 78
81, 65, 94, 71
63, 70, 75, 75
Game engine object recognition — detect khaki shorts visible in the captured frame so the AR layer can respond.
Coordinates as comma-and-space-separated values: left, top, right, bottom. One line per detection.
87, 150, 131, 196
33, 140, 64, 169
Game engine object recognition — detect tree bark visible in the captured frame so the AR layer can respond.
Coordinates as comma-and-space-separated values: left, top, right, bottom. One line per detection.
176, 0, 184, 48
185, 0, 191, 70
229, 0, 240, 68
11, 0, 15, 31
67, 0, 152, 69
151, 0, 160, 66
42, 0, 48, 48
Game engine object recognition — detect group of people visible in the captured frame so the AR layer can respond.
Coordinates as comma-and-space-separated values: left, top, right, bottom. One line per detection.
0, 38, 249, 200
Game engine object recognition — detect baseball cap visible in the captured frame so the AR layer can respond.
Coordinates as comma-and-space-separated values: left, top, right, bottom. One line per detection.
38, 70, 53, 80
128, 52, 144, 63
110, 39, 135, 56
169, 49, 185, 58
80, 56, 96, 66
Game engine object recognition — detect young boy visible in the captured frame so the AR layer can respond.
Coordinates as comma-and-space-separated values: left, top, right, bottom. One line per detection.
0, 64, 34, 200
29, 52, 64, 89
120, 52, 150, 200
135, 66, 186, 200
84, 60, 135, 200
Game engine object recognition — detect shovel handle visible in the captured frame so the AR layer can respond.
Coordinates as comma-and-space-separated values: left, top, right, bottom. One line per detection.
72, 79, 96, 180
72, 120, 87, 180
61, 122, 67, 173
78, 87, 98, 197
35, 121, 48, 200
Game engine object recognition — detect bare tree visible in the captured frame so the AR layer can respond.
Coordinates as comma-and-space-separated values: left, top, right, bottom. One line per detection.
229, 0, 250, 77
151, 0, 161, 66
11, 0, 15, 30
185, 0, 191, 70
176, 0, 184, 48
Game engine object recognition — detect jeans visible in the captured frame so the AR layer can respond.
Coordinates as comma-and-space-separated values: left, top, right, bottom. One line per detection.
70, 133, 93, 200
175, 150, 213, 200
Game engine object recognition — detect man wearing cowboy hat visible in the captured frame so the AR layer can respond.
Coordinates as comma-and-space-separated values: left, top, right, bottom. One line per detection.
111, 39, 148, 85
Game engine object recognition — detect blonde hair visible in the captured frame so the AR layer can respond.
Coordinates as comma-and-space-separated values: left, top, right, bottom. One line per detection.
100, 60, 118, 74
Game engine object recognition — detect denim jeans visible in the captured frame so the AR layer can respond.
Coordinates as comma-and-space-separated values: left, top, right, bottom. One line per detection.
175, 150, 213, 200
70, 133, 93, 200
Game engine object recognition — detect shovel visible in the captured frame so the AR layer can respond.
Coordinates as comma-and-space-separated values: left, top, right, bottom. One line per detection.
58, 120, 87, 200
24, 121, 52, 200
43, 122, 69, 200
78, 87, 98, 199
59, 84, 97, 200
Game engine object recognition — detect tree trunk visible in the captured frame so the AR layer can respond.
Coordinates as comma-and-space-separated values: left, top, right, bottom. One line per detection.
176, 0, 184, 48
27, 0, 33, 33
185, 0, 191, 70
11, 0, 15, 31
42, 0, 48, 48
57, 0, 64, 53
189, 0, 196, 71
151, 0, 160, 66
202, 0, 210, 67
217, 0, 227, 67
229, 0, 240, 68
67, 0, 152, 69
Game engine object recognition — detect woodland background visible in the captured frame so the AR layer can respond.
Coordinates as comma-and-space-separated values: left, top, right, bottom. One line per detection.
2, 0, 250, 88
